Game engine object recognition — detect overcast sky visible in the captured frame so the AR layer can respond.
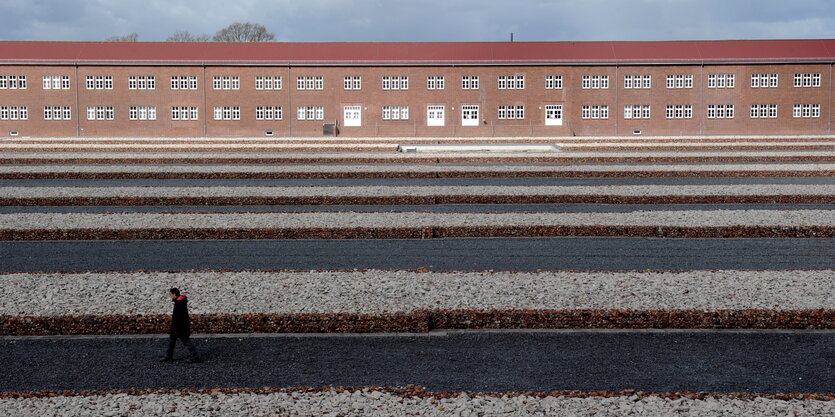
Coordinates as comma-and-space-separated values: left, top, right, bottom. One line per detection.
2, 0, 834, 42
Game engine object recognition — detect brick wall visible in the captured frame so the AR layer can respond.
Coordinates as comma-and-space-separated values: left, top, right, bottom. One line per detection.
0, 63, 831, 137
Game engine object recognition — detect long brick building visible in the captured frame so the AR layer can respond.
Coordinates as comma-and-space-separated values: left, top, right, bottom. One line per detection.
0, 39, 833, 137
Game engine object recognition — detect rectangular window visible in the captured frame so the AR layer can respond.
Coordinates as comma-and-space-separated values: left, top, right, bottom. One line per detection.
18, 75, 27, 89
63, 106, 71, 120
427, 76, 445, 90
129, 76, 137, 89
545, 75, 562, 89
343, 76, 361, 90
307, 76, 315, 90
497, 75, 506, 90
147, 76, 155, 89
188, 76, 197, 90
105, 106, 114, 120
129, 106, 138, 120
0, 76, 6, 89
43, 76, 51, 89
707, 105, 716, 119
769, 104, 777, 118
666, 105, 674, 119
0, 106, 7, 119
18, 106, 26, 119
708, 74, 716, 88
231, 76, 240, 90
255, 77, 264, 90
684, 75, 693, 88
86, 76, 95, 89
8, 106, 17, 120
105, 76, 113, 89
794, 73, 802, 87
231, 106, 240, 120
86, 106, 95, 120
96, 106, 105, 120
803, 104, 811, 118
314, 76, 323, 90
624, 105, 632, 119
213, 107, 222, 120
222, 76, 231, 90
461, 105, 479, 126
666, 75, 674, 89
812, 73, 821, 87
95, 76, 104, 89
582, 75, 590, 89
624, 76, 632, 89
138, 107, 148, 120
812, 104, 820, 118
582, 105, 590, 119
382, 76, 390, 90
213, 76, 222, 90
676, 74, 684, 88
256, 106, 264, 120
461, 75, 479, 90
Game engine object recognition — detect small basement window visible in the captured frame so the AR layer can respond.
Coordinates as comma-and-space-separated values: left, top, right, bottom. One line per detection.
632, 130, 642, 135
264, 130, 274, 136
9, 131, 19, 136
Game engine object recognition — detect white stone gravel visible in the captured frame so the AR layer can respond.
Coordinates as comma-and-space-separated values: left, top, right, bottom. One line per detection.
3, 141, 831, 149
4, 150, 835, 159
1, 163, 834, 174
0, 390, 832, 416
8, 134, 835, 142
0, 210, 833, 230
4, 184, 835, 198
1, 270, 832, 316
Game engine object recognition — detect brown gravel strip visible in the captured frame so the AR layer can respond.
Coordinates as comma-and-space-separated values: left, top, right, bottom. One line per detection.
1, 309, 831, 336
4, 145, 834, 153
561, 145, 835, 152
1, 386, 832, 401
1, 225, 833, 240
2, 170, 834, 179
4, 155, 835, 164
6, 137, 835, 144
3, 194, 834, 206
0, 147, 394, 153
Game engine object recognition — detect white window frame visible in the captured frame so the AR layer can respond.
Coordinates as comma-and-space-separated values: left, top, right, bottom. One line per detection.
545, 75, 563, 89
427, 105, 445, 126
461, 105, 479, 126
545, 104, 563, 126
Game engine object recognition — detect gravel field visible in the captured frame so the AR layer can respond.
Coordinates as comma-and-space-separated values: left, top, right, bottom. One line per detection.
1, 390, 832, 416
0, 210, 832, 229
4, 184, 835, 198
3, 270, 832, 316
2, 163, 834, 174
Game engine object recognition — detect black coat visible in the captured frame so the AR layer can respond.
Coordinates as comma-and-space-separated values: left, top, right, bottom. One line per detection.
170, 295, 191, 337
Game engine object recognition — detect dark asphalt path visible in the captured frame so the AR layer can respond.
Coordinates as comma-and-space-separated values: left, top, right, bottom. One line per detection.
1, 331, 832, 393
3, 176, 834, 187
2, 203, 833, 213
2, 238, 833, 272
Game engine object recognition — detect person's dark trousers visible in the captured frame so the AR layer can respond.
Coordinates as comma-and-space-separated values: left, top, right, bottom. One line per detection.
166, 333, 200, 360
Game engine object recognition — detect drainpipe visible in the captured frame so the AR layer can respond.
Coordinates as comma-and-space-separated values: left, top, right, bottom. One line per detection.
74, 64, 80, 137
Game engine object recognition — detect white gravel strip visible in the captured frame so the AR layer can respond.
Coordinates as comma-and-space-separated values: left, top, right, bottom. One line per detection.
4, 185, 835, 199
1, 163, 834, 174
3, 141, 831, 149
0, 210, 833, 230
1, 390, 831, 416
4, 150, 835, 159
2, 270, 832, 316
10, 134, 835, 141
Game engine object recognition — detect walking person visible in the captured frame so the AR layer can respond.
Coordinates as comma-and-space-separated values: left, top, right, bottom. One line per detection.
160, 287, 203, 363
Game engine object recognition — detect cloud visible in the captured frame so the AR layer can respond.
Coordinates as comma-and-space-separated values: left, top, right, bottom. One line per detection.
0, 0, 833, 41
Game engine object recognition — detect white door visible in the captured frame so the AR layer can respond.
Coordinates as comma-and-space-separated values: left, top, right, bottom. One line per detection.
343, 106, 361, 127
545, 105, 563, 126
427, 105, 445, 126
461, 105, 479, 126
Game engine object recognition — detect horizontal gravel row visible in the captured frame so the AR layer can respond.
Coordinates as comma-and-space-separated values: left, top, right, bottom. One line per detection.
1, 210, 831, 229
1, 388, 833, 416
2, 309, 832, 335
5, 184, 834, 197
6, 155, 835, 164
2, 145, 832, 153
4, 270, 831, 316
1, 162, 833, 173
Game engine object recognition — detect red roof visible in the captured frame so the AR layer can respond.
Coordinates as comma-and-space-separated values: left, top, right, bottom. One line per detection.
0, 40, 833, 65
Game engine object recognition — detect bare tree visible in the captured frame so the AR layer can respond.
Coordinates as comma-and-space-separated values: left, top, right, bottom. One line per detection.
212, 22, 275, 42
167, 30, 210, 42
105, 32, 139, 42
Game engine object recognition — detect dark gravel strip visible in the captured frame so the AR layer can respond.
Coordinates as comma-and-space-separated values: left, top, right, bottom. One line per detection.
2, 225, 834, 241
4, 194, 835, 206
3, 176, 835, 187
1, 331, 832, 393
1, 310, 831, 336
2, 238, 833, 273
2, 170, 834, 179
3, 203, 832, 214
